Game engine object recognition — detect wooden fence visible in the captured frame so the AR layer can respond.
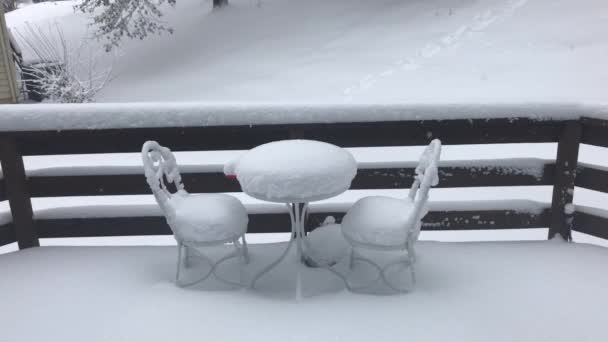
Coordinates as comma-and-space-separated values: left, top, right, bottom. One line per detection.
1, 109, 608, 249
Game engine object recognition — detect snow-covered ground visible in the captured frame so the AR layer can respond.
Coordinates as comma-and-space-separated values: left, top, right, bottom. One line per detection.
5, 0, 608, 103
1, 241, 608, 341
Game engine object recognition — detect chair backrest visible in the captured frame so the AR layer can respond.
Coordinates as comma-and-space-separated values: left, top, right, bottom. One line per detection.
408, 139, 441, 231
141, 141, 185, 214
408, 139, 441, 201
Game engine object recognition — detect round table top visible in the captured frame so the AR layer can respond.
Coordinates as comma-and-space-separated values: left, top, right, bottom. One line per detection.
225, 139, 357, 203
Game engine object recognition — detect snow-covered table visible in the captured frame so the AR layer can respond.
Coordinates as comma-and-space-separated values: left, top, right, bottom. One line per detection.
224, 139, 357, 288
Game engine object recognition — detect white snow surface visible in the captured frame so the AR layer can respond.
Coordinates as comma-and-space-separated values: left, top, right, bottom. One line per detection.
1, 241, 608, 341
5, 0, 608, 103
230, 140, 357, 203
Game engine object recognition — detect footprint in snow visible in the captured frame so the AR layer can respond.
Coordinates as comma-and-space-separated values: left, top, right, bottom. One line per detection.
358, 74, 376, 90
471, 10, 498, 31
379, 69, 395, 77
441, 25, 468, 45
420, 43, 441, 58
400, 60, 421, 71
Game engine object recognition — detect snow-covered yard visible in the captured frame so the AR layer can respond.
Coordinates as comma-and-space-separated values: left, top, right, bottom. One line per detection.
5, 0, 608, 103
1, 240, 607, 342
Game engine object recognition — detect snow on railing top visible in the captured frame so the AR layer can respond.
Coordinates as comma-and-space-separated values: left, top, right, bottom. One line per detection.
0, 156, 552, 178
0, 189, 551, 226
0, 102, 606, 132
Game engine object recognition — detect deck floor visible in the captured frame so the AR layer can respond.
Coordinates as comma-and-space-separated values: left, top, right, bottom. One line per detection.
1, 240, 607, 342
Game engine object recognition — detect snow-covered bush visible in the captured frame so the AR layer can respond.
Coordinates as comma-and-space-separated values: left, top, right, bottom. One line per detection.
76, 0, 176, 52
2, 0, 16, 12
15, 24, 112, 103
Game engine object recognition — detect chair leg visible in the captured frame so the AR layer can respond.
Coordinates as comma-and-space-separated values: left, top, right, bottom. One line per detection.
406, 237, 417, 263
175, 242, 184, 284
184, 245, 193, 268
343, 245, 415, 294
241, 235, 250, 264
176, 246, 215, 287
233, 236, 249, 265
409, 263, 416, 286
175, 242, 246, 288
406, 241, 417, 285
380, 257, 415, 293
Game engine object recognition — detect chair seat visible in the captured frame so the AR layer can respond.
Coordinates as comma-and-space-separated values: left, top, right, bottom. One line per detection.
341, 196, 420, 248
167, 193, 248, 243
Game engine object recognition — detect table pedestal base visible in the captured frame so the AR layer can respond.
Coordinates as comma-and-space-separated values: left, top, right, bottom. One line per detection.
250, 202, 308, 290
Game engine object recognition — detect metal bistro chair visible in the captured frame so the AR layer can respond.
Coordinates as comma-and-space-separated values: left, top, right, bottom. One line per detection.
142, 141, 249, 287
340, 139, 441, 293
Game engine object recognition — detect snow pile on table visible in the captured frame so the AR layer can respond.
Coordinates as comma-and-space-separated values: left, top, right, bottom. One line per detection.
5, 0, 608, 103
1, 241, 608, 341
228, 140, 357, 202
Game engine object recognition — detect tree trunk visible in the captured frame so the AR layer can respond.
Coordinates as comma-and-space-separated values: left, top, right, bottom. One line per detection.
213, 0, 228, 8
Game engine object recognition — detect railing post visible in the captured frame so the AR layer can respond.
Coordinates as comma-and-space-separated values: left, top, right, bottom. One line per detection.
549, 120, 582, 241
0, 137, 39, 249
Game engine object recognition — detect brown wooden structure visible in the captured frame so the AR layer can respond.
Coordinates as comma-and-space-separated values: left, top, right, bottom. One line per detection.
1, 110, 607, 249
0, 7, 19, 104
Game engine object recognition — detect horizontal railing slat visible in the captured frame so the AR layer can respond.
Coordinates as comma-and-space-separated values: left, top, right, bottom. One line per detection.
581, 117, 608, 148
576, 165, 608, 193
4, 118, 562, 156
0, 223, 16, 247
315, 210, 550, 231
20, 165, 555, 198
427, 210, 550, 230
27, 173, 240, 197
34, 209, 550, 239
354, 165, 554, 189
573, 211, 608, 240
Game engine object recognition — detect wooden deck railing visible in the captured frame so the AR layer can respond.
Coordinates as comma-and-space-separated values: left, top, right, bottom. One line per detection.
1, 105, 607, 249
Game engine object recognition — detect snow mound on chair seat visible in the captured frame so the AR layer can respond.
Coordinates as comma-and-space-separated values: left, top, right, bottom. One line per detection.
231, 140, 357, 203
167, 193, 248, 243
341, 196, 417, 247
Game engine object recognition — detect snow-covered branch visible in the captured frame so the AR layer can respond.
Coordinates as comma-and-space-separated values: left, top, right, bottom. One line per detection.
76, 0, 176, 51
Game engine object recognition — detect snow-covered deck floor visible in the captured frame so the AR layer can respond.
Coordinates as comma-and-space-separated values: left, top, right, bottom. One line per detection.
1, 240, 607, 342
